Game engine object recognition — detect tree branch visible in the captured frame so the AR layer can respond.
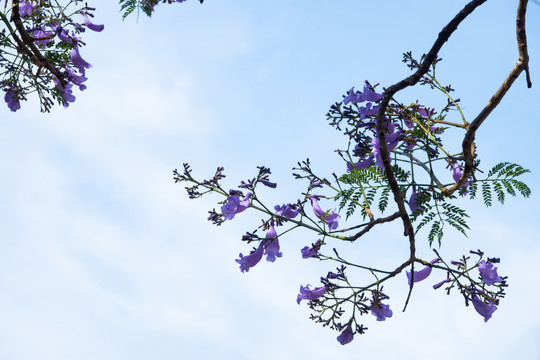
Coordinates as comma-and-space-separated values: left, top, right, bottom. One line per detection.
375, 0, 488, 258
444, 0, 532, 196
10, 0, 67, 85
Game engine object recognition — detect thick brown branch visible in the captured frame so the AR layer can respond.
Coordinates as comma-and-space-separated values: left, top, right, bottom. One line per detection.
375, 0, 488, 257
344, 211, 401, 241
445, 0, 532, 196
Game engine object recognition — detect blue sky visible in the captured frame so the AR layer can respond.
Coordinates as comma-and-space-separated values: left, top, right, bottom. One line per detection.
0, 1, 539, 359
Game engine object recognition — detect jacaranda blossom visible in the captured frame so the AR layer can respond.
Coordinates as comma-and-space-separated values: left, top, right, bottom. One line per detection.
262, 223, 282, 262
406, 258, 438, 285
372, 129, 402, 168
452, 161, 463, 183
343, 87, 363, 104
301, 239, 322, 259
478, 260, 502, 285
236, 242, 264, 273
221, 193, 251, 220
259, 179, 277, 188
408, 186, 423, 213
71, 45, 92, 74
337, 324, 354, 345
370, 301, 393, 321
309, 196, 340, 230
346, 155, 374, 172
360, 83, 383, 102
19, 1, 37, 17
297, 284, 327, 304
471, 294, 497, 322
81, 12, 105, 32
274, 204, 298, 219
4, 86, 21, 112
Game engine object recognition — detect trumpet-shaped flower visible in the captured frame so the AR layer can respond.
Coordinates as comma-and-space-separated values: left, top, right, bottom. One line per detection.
372, 130, 402, 168
370, 301, 393, 321
337, 324, 354, 345
309, 196, 340, 230
471, 294, 497, 322
236, 242, 264, 273
408, 186, 423, 213
297, 284, 328, 304
301, 239, 322, 259
346, 155, 374, 172
406, 258, 438, 285
478, 260, 502, 285
262, 224, 282, 262
81, 12, 105, 32
221, 193, 251, 220
4, 86, 21, 112
274, 204, 298, 219
71, 45, 92, 74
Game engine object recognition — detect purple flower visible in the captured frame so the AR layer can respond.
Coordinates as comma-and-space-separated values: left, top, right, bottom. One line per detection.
236, 243, 264, 273
19, 1, 37, 17
32, 28, 54, 49
471, 294, 497, 322
406, 258, 438, 285
309, 196, 340, 230
301, 239, 322, 259
81, 12, 105, 32
408, 186, 423, 213
53, 78, 76, 107
297, 284, 328, 304
358, 102, 379, 119
71, 45, 92, 74
259, 179, 277, 188
337, 324, 354, 345
418, 106, 434, 118
452, 161, 463, 183
274, 204, 299, 219
361, 84, 383, 102
429, 125, 444, 134
221, 193, 251, 220
4, 86, 21, 112
262, 223, 282, 262
52, 24, 73, 44
370, 301, 393, 321
343, 84, 383, 105
346, 155, 374, 172
343, 87, 364, 104
478, 260, 502, 285
64, 67, 87, 91
372, 129, 401, 168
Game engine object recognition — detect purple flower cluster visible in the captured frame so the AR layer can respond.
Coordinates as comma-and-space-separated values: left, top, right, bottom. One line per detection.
235, 222, 282, 272
2, 3, 104, 111
429, 254, 504, 322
